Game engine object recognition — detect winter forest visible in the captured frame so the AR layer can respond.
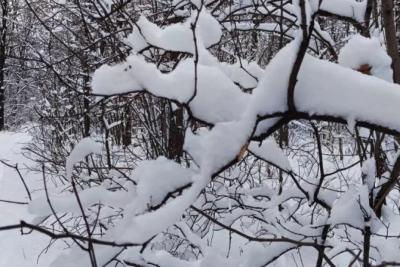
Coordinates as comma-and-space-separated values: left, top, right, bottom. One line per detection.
2, 0, 400, 266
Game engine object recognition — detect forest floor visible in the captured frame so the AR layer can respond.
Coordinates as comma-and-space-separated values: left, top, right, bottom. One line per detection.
0, 130, 62, 266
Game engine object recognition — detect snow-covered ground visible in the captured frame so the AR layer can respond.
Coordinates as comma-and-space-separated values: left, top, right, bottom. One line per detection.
0, 131, 61, 266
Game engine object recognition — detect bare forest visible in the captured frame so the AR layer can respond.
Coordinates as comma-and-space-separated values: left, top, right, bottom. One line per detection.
1, 0, 400, 266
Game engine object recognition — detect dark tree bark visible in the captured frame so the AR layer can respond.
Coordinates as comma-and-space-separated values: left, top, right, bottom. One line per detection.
0, 0, 8, 131
382, 0, 400, 84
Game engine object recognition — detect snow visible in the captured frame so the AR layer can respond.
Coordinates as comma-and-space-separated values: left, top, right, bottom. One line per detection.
220, 60, 263, 89
187, 65, 250, 123
0, 131, 62, 266
250, 39, 400, 135
89, 17, 400, 263
184, 118, 255, 174
92, 55, 250, 124
50, 245, 123, 267
295, 54, 400, 131
339, 34, 393, 81
134, 16, 194, 53
328, 184, 373, 228
371, 238, 400, 264
362, 157, 376, 191
101, 118, 255, 245
252, 39, 299, 116
9, 3, 400, 265
65, 137, 102, 180
126, 9, 222, 54
28, 184, 135, 216
92, 56, 195, 100
91, 26, 400, 265
94, 8, 261, 125
134, 157, 194, 207
108, 174, 206, 244
242, 242, 295, 267
317, 0, 367, 22
248, 139, 292, 171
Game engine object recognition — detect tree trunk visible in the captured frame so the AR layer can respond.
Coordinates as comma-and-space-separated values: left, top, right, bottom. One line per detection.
382, 0, 400, 84
0, 0, 8, 131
